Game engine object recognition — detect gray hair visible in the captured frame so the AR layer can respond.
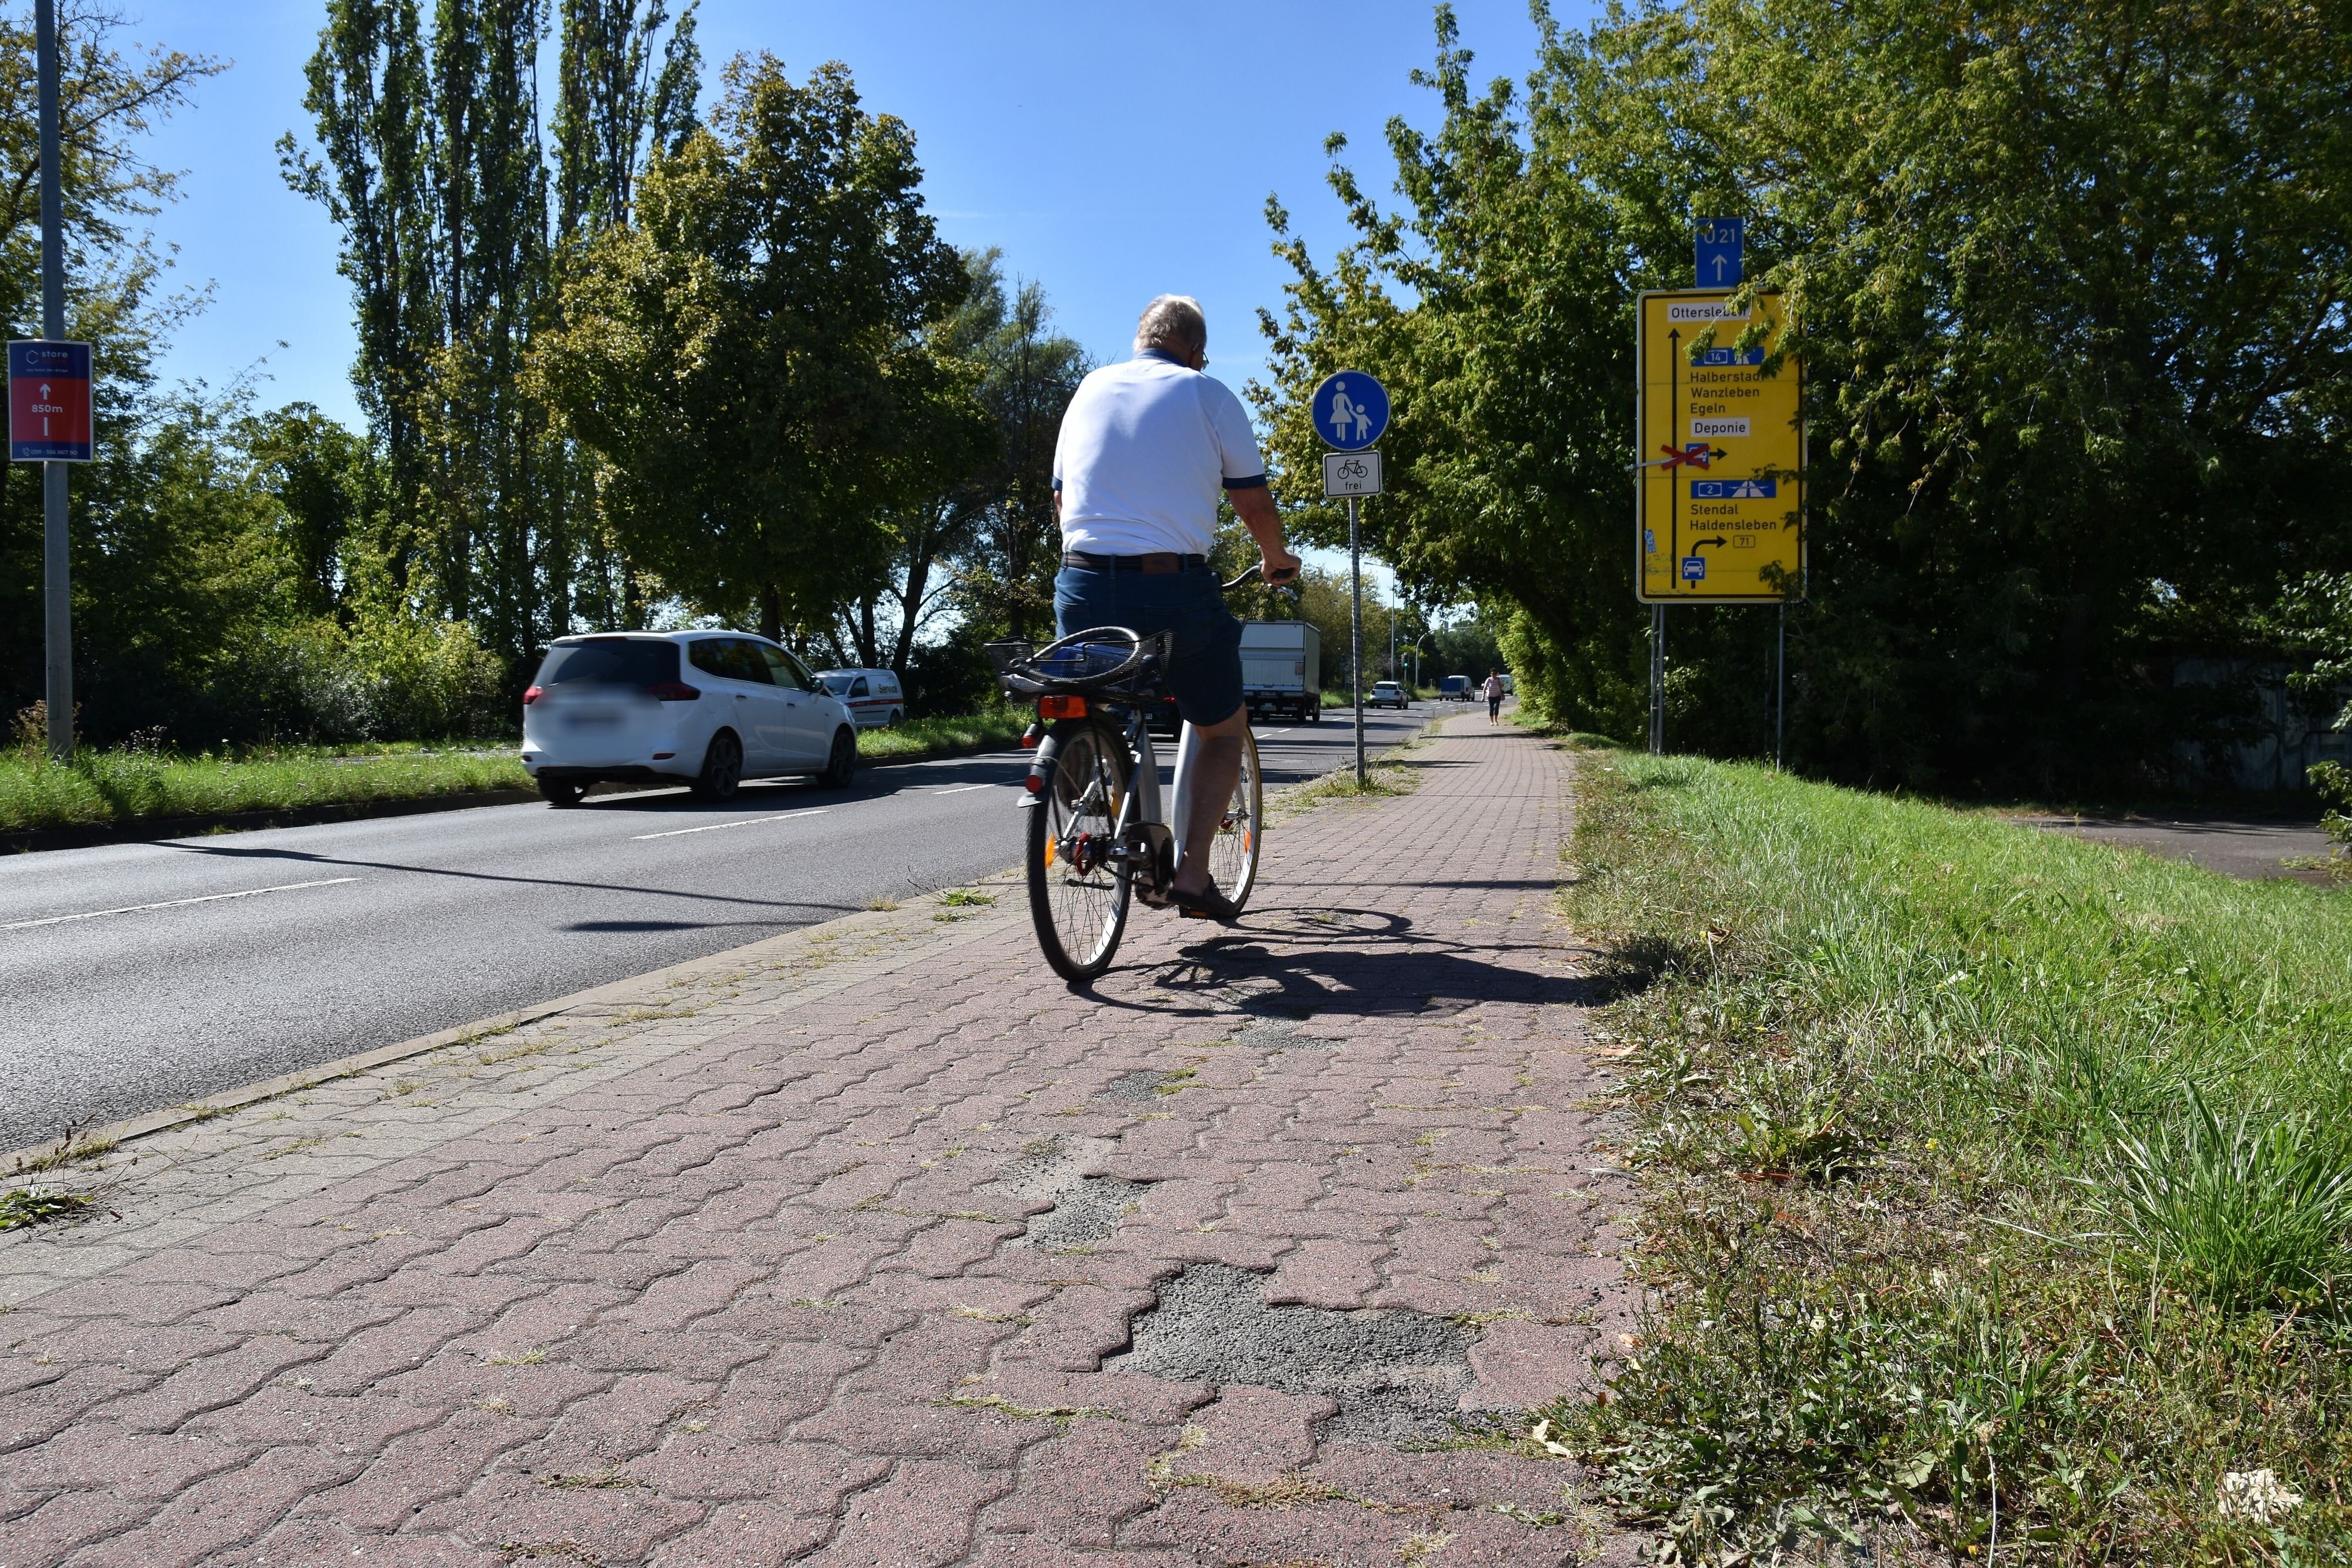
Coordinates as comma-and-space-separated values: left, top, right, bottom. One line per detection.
1133, 294, 1207, 358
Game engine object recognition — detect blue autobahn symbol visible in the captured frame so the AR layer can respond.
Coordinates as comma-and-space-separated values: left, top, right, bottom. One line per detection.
1696, 347, 1764, 366
1692, 479, 1778, 499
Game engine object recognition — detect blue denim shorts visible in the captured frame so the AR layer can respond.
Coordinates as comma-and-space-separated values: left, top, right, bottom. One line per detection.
1054, 563, 1243, 727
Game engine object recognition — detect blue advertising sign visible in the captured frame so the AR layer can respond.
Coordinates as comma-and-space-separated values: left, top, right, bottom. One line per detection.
9, 340, 92, 462
1310, 370, 1389, 452
1695, 217, 1743, 288
1692, 479, 1778, 499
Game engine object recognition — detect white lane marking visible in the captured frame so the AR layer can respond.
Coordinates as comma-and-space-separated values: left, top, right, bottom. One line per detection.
4, 878, 360, 932
926, 783, 1001, 795
631, 809, 830, 840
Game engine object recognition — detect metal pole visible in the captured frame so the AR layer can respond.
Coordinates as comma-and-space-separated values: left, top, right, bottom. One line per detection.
1649, 604, 1664, 755
1776, 603, 1786, 770
37, 0, 71, 764
1349, 496, 1365, 787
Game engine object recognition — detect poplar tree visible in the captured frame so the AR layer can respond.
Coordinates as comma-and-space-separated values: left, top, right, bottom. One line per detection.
280, 0, 435, 597
552, 0, 701, 631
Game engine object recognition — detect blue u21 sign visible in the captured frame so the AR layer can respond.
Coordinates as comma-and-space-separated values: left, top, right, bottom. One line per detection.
1695, 217, 1743, 287
1311, 370, 1388, 452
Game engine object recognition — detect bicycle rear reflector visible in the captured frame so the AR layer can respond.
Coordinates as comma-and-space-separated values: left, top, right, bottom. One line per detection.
1038, 696, 1088, 720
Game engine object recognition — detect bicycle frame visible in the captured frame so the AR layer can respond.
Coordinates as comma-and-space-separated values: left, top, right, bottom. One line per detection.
1024, 701, 1202, 896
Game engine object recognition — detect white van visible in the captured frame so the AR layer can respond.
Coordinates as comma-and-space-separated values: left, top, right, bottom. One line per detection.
814, 667, 905, 728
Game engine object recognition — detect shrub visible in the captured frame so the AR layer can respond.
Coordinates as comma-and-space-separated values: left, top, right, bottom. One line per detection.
2313, 760, 2352, 849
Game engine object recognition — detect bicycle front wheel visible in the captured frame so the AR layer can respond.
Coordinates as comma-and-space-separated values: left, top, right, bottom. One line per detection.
1027, 723, 1133, 982
1207, 726, 1263, 914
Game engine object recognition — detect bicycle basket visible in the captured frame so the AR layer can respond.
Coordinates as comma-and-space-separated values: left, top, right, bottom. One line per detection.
1035, 640, 1137, 683
984, 640, 1034, 678
997, 629, 1169, 698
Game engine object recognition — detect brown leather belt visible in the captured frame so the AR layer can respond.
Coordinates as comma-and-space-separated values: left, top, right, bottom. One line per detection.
1062, 550, 1205, 574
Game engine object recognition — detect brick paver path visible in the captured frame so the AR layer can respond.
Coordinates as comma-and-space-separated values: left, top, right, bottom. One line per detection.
1, 716, 1638, 1567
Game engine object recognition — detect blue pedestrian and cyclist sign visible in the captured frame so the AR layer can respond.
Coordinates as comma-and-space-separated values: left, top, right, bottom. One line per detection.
1311, 370, 1388, 451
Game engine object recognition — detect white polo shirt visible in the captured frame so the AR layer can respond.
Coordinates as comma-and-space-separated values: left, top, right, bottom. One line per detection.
1053, 350, 1267, 559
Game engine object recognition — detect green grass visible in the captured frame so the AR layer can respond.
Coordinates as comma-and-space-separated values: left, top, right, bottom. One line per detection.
0, 744, 531, 834
1552, 749, 2352, 1563
0, 709, 1034, 837
856, 706, 1031, 762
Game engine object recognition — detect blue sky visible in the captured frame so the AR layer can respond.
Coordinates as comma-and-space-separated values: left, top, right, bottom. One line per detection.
126, 1, 1590, 594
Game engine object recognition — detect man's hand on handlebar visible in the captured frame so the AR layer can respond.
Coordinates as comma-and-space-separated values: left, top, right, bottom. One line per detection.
1224, 547, 1305, 594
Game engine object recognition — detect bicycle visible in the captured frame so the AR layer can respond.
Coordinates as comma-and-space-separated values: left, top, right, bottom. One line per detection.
990, 567, 1271, 983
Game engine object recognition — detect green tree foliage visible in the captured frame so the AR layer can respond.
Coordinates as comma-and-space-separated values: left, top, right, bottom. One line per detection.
244, 402, 374, 620
950, 253, 1090, 646
533, 55, 983, 644
286, 0, 703, 674
0, 4, 226, 734
1259, 1, 2352, 791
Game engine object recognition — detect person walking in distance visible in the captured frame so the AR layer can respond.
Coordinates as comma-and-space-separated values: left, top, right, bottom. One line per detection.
1484, 669, 1506, 724
1052, 295, 1302, 922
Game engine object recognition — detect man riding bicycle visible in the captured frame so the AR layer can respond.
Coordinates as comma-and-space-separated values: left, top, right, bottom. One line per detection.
1052, 295, 1301, 922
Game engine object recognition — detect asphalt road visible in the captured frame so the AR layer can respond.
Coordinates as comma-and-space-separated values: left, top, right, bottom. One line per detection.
1, 703, 1441, 1154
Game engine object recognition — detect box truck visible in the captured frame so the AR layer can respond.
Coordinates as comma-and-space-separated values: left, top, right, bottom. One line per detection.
1238, 621, 1322, 724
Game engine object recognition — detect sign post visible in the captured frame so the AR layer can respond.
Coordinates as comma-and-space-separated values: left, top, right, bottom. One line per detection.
1311, 370, 1389, 788
28, 0, 76, 763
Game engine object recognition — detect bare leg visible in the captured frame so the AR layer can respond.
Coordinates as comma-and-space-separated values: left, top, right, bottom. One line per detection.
1171, 706, 1247, 897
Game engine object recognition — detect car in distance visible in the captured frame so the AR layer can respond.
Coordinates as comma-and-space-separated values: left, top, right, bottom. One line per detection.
1369, 680, 1409, 710
815, 667, 905, 729
521, 632, 860, 806
1439, 674, 1473, 702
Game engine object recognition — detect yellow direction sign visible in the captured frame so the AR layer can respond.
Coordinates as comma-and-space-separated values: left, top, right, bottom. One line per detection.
1635, 289, 1803, 603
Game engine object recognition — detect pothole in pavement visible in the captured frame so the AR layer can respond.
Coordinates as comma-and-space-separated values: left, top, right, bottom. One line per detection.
1102, 1069, 1187, 1101
983, 1134, 1154, 1251
1108, 1263, 1478, 1445
1023, 1175, 1152, 1249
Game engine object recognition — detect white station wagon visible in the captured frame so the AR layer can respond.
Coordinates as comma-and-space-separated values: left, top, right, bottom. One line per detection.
520, 632, 860, 806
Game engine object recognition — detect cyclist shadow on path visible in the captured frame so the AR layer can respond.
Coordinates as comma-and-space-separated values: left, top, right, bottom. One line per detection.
1076, 904, 1632, 1021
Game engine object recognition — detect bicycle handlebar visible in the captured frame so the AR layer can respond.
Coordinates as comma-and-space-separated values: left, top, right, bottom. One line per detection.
1224, 562, 1301, 592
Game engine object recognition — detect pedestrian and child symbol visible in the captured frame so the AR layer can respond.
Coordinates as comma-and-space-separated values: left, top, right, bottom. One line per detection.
1309, 370, 1389, 452
1327, 387, 1373, 444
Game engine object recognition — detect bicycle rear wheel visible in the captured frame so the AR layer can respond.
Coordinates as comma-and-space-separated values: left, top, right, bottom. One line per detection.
1207, 727, 1263, 914
1027, 723, 1133, 982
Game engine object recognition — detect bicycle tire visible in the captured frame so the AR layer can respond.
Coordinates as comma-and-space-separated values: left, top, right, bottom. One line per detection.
1207, 726, 1264, 914
1027, 723, 1133, 982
